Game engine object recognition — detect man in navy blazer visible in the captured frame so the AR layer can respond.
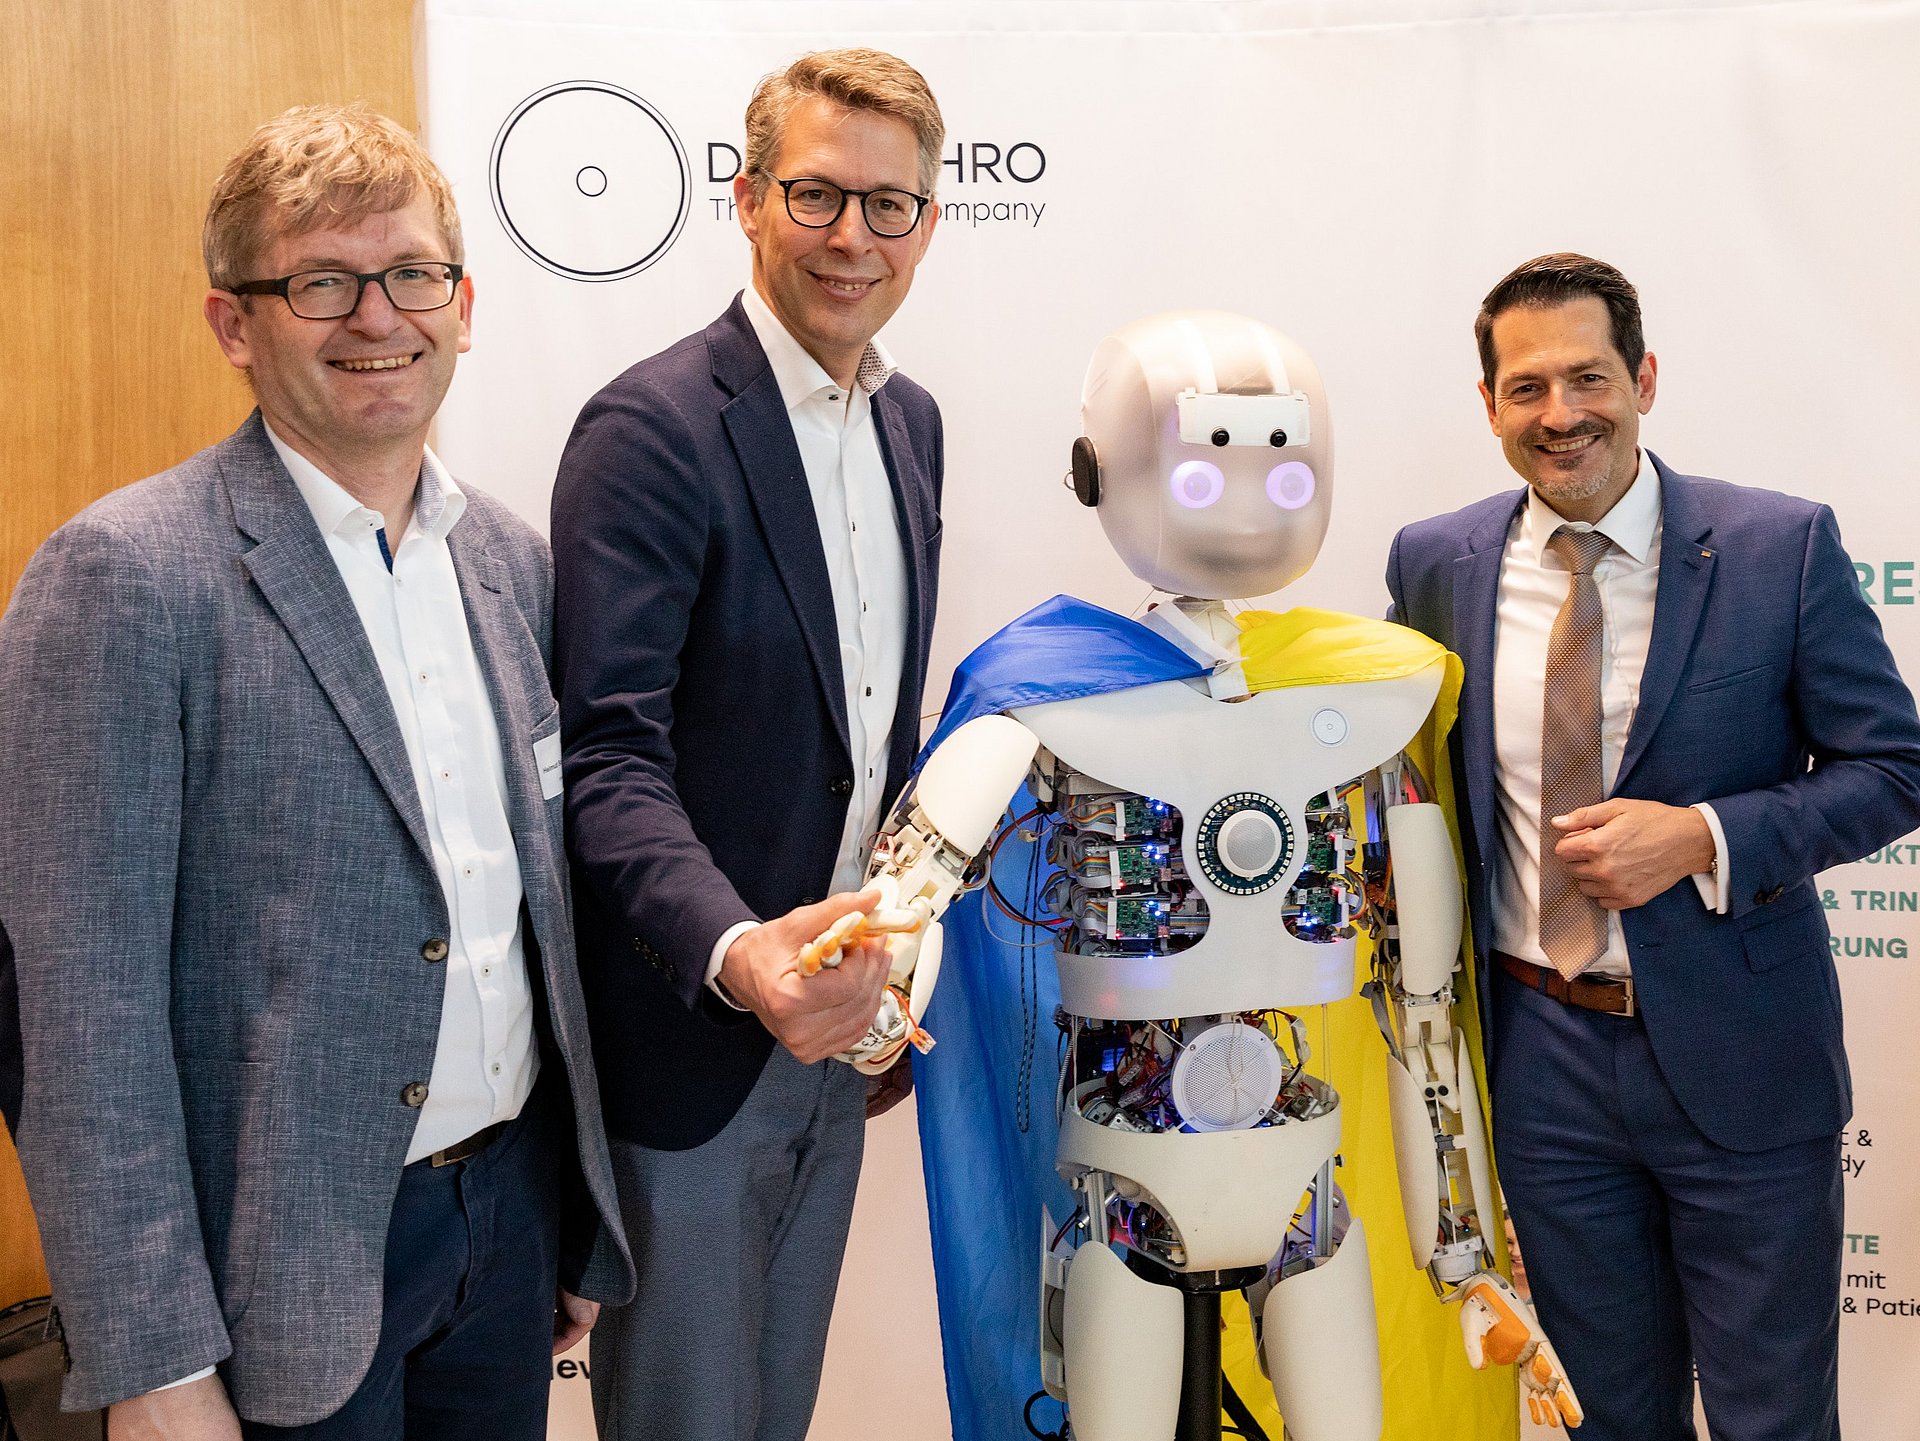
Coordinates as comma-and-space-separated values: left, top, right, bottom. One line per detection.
1385, 253, 1920, 1439
551, 49, 945, 1441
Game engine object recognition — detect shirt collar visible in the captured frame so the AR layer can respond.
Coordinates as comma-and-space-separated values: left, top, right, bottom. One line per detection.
1523, 448, 1660, 563
739, 284, 897, 412
264, 419, 466, 543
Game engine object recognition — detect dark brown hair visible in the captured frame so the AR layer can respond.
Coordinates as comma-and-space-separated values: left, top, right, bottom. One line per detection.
1475, 253, 1645, 389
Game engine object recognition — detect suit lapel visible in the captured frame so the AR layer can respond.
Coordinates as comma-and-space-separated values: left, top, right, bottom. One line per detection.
712, 301, 852, 753
446, 524, 562, 936
871, 385, 932, 795
223, 415, 434, 865
1453, 495, 1524, 869
1616, 459, 1716, 792
448, 528, 533, 825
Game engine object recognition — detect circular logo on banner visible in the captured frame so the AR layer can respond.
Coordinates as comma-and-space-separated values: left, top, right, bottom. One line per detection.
490, 81, 690, 282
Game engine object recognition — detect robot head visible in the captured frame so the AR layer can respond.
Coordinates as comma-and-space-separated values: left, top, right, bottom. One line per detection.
1069, 311, 1332, 600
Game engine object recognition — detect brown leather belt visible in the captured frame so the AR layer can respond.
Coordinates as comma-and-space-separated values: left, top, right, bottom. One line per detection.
1495, 950, 1637, 1018
424, 1119, 509, 1168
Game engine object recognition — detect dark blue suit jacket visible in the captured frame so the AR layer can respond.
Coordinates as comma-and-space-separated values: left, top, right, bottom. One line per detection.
1386, 455, 1920, 1151
552, 296, 943, 1150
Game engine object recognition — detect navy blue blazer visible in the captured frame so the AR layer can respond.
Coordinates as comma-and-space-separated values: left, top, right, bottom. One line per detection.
1386, 455, 1920, 1152
552, 296, 943, 1150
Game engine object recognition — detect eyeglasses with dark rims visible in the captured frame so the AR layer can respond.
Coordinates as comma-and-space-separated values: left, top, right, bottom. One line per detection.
760, 174, 930, 238
227, 262, 465, 320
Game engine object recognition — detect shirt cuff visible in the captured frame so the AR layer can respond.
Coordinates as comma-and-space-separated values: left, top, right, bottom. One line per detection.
154, 1367, 217, 1391
1690, 802, 1730, 914
706, 921, 760, 1009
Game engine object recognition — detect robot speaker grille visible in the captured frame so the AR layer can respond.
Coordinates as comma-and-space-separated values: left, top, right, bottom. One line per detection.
1169, 1021, 1285, 1132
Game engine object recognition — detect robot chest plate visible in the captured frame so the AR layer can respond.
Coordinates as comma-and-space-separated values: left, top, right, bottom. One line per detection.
1011, 661, 1444, 1017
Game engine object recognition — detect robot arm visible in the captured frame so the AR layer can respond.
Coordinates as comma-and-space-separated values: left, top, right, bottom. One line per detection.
1369, 780, 1584, 1429
800, 714, 1040, 1074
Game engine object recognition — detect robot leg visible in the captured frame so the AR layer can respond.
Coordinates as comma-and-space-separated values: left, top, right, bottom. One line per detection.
1059, 1242, 1186, 1441
1258, 1219, 1384, 1441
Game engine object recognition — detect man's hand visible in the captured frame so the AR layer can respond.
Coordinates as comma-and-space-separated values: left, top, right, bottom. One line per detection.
865, 1060, 915, 1118
719, 892, 892, 1064
1551, 799, 1716, 910
553, 1288, 599, 1355
108, 1375, 242, 1441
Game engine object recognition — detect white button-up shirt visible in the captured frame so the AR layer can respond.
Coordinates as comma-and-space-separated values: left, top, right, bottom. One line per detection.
268, 424, 538, 1160
1489, 450, 1729, 977
705, 287, 910, 990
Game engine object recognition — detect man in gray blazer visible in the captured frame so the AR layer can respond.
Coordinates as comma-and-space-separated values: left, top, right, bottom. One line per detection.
0, 104, 632, 1440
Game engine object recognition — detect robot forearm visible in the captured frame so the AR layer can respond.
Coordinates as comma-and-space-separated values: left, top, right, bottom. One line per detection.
802, 715, 1040, 1073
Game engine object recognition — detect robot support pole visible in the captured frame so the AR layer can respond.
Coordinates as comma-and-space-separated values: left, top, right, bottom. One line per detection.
1176, 1291, 1223, 1441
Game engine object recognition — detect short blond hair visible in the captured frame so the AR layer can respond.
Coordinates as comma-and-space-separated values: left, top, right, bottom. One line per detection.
744, 49, 945, 200
203, 103, 462, 288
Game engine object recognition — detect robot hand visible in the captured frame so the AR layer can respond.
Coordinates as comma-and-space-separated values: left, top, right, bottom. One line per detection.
796, 893, 926, 976
798, 715, 1040, 1074
1458, 1272, 1584, 1429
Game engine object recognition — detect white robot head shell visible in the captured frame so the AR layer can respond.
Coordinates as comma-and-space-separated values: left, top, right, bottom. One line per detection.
1068, 311, 1332, 600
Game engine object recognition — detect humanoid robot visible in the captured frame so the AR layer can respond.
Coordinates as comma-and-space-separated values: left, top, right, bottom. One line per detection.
803, 312, 1582, 1440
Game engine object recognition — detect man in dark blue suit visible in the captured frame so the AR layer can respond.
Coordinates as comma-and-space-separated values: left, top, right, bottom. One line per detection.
550, 48, 945, 1441
1385, 253, 1920, 1440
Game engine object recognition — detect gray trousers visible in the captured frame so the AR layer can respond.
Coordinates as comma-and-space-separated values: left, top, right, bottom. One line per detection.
590, 1047, 868, 1441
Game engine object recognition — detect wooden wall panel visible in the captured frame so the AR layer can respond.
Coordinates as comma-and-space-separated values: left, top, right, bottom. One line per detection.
0, 0, 416, 1312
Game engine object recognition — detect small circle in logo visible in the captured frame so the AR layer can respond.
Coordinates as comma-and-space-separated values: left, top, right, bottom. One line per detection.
490, 81, 689, 282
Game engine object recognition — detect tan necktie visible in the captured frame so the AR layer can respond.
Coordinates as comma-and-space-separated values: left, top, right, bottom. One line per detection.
1539, 526, 1614, 980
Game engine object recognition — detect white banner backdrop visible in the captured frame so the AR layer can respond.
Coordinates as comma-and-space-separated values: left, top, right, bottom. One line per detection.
417, 2, 1920, 1436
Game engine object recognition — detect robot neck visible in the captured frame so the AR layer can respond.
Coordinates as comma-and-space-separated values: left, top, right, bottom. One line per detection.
1143, 596, 1251, 702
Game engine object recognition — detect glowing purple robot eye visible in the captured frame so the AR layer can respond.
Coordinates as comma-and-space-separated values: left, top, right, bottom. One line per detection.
1266, 461, 1316, 510
1169, 460, 1225, 509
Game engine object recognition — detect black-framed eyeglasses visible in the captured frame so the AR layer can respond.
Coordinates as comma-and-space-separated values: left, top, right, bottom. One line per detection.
761, 174, 929, 238
228, 263, 465, 320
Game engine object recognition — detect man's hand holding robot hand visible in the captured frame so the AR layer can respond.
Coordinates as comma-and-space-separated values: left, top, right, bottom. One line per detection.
798, 715, 1042, 1076
718, 893, 895, 1065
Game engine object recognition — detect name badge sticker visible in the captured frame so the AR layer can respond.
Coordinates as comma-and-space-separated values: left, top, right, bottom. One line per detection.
534, 732, 564, 800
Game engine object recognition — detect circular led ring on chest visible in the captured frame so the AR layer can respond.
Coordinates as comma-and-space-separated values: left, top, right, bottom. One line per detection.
1194, 791, 1295, 895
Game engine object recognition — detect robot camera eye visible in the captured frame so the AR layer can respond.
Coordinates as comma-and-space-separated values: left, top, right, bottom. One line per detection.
1265, 462, 1316, 511
1210, 428, 1231, 447
1269, 429, 1288, 448
1170, 460, 1225, 509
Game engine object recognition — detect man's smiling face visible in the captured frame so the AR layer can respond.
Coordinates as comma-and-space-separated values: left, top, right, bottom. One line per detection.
1480, 295, 1657, 521
735, 95, 936, 387
205, 193, 471, 472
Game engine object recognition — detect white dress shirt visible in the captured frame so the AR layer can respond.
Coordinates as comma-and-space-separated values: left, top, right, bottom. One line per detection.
705, 287, 910, 991
1489, 450, 1729, 978
267, 424, 539, 1158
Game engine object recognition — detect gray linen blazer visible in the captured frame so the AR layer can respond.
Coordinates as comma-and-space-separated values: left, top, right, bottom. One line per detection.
0, 413, 633, 1422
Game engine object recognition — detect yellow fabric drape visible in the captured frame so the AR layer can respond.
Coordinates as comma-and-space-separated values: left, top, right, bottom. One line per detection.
1215, 607, 1515, 1440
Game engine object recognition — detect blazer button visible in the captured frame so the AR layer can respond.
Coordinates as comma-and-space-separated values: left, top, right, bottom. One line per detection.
401, 1082, 430, 1108
421, 938, 449, 963
829, 777, 853, 797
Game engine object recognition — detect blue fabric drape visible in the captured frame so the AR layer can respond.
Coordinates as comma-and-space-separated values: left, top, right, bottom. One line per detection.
911, 595, 1204, 1441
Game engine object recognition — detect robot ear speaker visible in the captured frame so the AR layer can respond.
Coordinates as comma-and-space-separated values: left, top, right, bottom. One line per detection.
1070, 436, 1102, 507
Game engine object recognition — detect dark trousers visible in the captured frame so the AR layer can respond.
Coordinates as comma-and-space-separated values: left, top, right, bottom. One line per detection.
240, 1097, 561, 1441
590, 1047, 867, 1441
1491, 966, 1842, 1441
